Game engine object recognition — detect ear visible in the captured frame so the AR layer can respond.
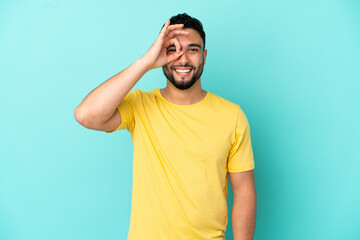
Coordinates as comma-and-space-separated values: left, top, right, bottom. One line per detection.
203, 49, 208, 65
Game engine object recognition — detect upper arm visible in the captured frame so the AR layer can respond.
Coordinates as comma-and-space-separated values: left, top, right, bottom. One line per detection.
227, 108, 255, 173
101, 108, 122, 132
75, 89, 138, 133
229, 170, 256, 197
75, 106, 122, 132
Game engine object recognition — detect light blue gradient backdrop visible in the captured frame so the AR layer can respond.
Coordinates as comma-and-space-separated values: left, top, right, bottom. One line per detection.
1, 0, 359, 239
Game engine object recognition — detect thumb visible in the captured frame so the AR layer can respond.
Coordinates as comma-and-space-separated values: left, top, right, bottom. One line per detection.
167, 51, 183, 64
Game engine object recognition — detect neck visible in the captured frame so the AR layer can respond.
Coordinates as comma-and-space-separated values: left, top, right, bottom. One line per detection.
160, 80, 207, 105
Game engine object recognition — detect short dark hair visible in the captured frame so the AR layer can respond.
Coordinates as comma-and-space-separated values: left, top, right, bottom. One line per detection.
164, 13, 206, 50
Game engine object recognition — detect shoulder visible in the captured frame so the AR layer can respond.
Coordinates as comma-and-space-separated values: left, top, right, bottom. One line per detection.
124, 88, 159, 105
134, 88, 158, 100
208, 91, 250, 124
125, 88, 153, 100
208, 91, 243, 113
129, 88, 157, 96
125, 88, 141, 99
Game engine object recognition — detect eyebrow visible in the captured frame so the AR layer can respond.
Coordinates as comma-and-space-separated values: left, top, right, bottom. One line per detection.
168, 43, 202, 49
188, 44, 201, 48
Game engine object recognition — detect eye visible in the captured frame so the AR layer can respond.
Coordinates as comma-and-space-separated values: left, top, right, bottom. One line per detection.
167, 48, 176, 53
189, 48, 199, 52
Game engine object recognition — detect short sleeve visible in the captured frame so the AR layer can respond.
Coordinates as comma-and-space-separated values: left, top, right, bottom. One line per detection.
227, 107, 255, 172
106, 89, 138, 133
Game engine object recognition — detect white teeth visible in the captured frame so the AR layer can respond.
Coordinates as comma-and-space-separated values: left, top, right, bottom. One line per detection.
175, 69, 191, 73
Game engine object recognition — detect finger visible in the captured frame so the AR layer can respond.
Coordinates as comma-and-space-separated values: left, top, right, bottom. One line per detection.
164, 36, 180, 49
166, 24, 185, 36
168, 37, 182, 53
159, 19, 170, 38
167, 23, 184, 32
167, 50, 184, 63
167, 29, 189, 40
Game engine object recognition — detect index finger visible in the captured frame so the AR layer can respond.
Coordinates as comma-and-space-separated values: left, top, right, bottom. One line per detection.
167, 24, 184, 32
166, 24, 185, 35
167, 29, 189, 40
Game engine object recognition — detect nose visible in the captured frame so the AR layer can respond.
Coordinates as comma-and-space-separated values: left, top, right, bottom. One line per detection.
177, 52, 189, 66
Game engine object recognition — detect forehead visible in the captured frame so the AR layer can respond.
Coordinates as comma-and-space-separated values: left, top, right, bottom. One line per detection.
175, 28, 203, 48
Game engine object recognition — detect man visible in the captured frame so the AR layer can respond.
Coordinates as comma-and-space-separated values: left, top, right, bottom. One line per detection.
74, 13, 256, 240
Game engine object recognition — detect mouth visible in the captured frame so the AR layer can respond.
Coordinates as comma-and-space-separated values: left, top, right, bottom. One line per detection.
172, 67, 193, 78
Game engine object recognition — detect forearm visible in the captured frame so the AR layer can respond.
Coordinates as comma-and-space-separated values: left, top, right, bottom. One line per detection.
75, 56, 151, 124
231, 192, 257, 240
75, 20, 187, 126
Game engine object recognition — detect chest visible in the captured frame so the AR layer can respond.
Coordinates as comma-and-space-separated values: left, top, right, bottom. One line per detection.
134, 105, 234, 166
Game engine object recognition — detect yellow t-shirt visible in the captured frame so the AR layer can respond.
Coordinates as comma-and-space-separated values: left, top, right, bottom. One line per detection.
107, 88, 254, 240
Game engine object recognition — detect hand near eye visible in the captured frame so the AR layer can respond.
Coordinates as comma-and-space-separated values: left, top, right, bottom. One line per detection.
141, 19, 189, 70
75, 20, 188, 133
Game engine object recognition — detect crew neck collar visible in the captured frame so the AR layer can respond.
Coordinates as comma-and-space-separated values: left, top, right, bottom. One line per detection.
155, 88, 210, 107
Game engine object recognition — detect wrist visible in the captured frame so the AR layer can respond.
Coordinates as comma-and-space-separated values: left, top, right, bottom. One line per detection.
138, 55, 154, 72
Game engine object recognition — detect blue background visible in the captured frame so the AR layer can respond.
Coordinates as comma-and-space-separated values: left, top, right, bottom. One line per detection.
1, 0, 359, 239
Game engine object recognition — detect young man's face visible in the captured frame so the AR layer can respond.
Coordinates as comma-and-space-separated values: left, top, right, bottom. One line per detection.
162, 28, 207, 90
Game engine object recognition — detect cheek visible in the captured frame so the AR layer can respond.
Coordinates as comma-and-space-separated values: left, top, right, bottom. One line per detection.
190, 55, 203, 66
197, 56, 205, 66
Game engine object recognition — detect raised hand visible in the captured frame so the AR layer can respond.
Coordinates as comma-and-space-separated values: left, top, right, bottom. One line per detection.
142, 19, 189, 70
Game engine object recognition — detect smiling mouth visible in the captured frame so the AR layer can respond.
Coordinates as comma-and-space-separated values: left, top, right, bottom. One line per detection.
172, 67, 193, 77
174, 68, 191, 73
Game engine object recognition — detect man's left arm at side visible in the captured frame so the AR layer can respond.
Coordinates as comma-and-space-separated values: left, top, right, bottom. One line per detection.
229, 170, 257, 240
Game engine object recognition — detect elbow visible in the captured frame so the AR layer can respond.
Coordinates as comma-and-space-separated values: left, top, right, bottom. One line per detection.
74, 105, 90, 127
74, 105, 108, 129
